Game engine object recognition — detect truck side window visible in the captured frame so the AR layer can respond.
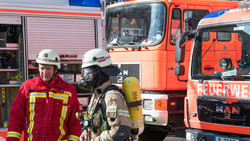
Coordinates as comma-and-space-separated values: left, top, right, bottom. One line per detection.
238, 33, 242, 41
202, 32, 209, 41
170, 8, 181, 45
217, 32, 231, 41
183, 9, 209, 33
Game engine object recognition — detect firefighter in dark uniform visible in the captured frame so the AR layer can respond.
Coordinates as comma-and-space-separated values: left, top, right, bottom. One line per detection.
78, 48, 132, 141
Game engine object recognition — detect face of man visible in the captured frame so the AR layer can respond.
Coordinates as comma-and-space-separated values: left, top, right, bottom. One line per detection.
39, 64, 58, 81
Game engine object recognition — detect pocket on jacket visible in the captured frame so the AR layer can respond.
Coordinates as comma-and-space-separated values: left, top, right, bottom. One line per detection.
54, 100, 69, 119
28, 99, 46, 123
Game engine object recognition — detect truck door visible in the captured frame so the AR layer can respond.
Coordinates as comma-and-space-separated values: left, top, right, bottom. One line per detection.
167, 4, 211, 87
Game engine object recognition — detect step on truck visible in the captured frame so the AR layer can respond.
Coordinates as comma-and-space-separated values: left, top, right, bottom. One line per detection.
105, 0, 240, 140
175, 2, 250, 141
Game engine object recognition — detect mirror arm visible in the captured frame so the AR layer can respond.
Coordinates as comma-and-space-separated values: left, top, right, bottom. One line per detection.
177, 75, 188, 82
176, 62, 188, 82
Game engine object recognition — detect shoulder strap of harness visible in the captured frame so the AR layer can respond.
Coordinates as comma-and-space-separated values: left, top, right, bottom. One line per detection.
100, 85, 142, 118
89, 85, 122, 133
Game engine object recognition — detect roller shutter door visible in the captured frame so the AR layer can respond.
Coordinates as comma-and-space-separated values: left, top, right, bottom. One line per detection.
26, 17, 95, 60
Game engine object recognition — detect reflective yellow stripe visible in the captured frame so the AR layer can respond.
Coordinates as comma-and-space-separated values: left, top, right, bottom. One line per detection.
106, 106, 116, 112
58, 105, 68, 141
101, 120, 107, 132
27, 92, 46, 140
68, 135, 79, 141
30, 92, 47, 98
88, 107, 93, 115
107, 106, 130, 117
118, 110, 130, 117
88, 106, 94, 115
49, 92, 70, 104
28, 96, 37, 141
49, 92, 70, 99
50, 92, 71, 141
88, 106, 102, 115
7, 131, 21, 139
63, 91, 72, 97
101, 131, 108, 141
132, 119, 144, 127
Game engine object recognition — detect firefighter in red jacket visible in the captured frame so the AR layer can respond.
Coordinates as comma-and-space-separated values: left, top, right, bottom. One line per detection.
7, 49, 81, 141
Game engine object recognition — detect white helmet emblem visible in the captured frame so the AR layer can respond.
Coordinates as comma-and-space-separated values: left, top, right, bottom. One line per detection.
43, 53, 48, 58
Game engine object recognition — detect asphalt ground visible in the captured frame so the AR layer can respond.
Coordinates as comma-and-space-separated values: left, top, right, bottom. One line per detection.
163, 137, 186, 141
162, 133, 186, 141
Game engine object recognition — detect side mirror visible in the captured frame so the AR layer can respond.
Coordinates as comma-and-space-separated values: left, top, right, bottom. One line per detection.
175, 32, 188, 63
175, 64, 185, 76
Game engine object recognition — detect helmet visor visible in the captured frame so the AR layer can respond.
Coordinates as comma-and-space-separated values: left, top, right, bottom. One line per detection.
79, 66, 100, 91
81, 67, 95, 81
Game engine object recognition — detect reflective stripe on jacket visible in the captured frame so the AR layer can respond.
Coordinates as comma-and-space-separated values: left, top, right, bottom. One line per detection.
7, 75, 81, 141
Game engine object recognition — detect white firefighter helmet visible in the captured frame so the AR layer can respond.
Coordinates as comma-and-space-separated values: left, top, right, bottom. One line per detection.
36, 49, 61, 69
81, 48, 120, 76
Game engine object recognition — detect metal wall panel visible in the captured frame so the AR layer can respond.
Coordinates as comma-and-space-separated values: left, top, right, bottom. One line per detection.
0, 16, 21, 25
27, 17, 95, 60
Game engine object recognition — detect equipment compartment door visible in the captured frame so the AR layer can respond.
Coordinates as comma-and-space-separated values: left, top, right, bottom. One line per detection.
26, 17, 96, 60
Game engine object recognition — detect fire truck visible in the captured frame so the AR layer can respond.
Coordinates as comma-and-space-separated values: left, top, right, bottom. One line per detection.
0, 0, 103, 139
105, 0, 239, 140
175, 2, 250, 141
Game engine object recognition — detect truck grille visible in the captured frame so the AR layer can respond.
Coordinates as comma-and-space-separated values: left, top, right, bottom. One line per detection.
110, 63, 140, 85
197, 96, 250, 126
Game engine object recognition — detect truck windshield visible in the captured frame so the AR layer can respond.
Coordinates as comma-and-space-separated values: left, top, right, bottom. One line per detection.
191, 23, 250, 81
105, 2, 165, 48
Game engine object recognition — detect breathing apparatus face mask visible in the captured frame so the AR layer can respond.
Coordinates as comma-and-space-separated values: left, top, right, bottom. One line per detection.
78, 66, 100, 92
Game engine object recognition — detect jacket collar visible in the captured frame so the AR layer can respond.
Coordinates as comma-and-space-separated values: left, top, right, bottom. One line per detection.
35, 75, 64, 91
93, 80, 111, 97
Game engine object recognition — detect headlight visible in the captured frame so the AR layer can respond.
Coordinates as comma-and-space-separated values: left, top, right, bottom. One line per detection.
143, 99, 153, 110
186, 132, 195, 141
219, 58, 232, 69
220, 59, 228, 69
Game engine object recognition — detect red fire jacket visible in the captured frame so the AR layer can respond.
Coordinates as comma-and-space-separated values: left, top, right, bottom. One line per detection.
7, 75, 81, 141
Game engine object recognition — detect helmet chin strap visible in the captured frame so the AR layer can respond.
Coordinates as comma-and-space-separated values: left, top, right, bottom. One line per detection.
92, 71, 110, 94
89, 70, 102, 93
